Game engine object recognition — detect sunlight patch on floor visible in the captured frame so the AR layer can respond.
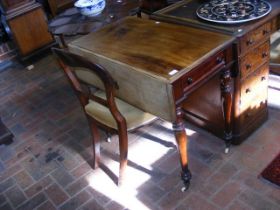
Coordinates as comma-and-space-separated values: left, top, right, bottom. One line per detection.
83, 119, 198, 210
86, 160, 153, 210
128, 138, 174, 169
160, 120, 197, 136
87, 148, 160, 210
84, 120, 197, 210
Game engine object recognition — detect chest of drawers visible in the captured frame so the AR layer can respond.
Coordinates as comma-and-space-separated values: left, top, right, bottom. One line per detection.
234, 23, 271, 141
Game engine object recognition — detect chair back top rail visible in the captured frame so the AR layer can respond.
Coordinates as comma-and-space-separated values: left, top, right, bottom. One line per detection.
52, 48, 125, 124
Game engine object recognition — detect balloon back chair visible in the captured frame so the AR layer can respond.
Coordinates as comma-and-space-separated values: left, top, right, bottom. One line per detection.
52, 48, 157, 185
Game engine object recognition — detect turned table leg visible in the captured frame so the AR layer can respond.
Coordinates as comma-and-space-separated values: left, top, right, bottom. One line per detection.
173, 107, 192, 191
220, 67, 233, 153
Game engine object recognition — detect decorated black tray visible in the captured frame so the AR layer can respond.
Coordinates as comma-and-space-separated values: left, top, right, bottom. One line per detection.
196, 0, 271, 24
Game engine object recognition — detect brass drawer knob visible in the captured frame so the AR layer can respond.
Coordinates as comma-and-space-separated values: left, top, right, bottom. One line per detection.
216, 57, 224, 63
261, 76, 266, 81
245, 88, 251, 93
247, 39, 254, 45
262, 52, 268, 58
186, 77, 193, 85
246, 64, 252, 69
245, 112, 252, 118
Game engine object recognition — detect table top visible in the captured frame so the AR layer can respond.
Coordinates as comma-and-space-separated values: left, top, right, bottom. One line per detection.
68, 17, 235, 121
151, 0, 280, 36
68, 17, 234, 82
48, 0, 139, 36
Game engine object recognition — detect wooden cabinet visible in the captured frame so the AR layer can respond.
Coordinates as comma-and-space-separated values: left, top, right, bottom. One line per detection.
151, 0, 280, 144
233, 24, 271, 140
47, 0, 73, 17
0, 0, 32, 12
1, 0, 54, 58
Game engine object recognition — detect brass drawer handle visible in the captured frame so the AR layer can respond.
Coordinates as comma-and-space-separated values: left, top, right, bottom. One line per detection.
246, 64, 252, 70
247, 39, 254, 46
262, 52, 268, 58
186, 77, 193, 85
216, 57, 224, 64
245, 88, 251, 93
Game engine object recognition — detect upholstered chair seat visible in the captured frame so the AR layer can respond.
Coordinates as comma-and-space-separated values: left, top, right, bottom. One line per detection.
85, 90, 156, 131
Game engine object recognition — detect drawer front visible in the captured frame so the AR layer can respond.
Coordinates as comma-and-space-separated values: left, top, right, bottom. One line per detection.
240, 41, 270, 79
172, 50, 227, 103
240, 22, 271, 54
239, 99, 267, 129
240, 63, 269, 113
181, 51, 226, 93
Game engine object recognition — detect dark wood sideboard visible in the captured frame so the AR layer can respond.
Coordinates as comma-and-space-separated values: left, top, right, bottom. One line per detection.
0, 0, 54, 59
151, 0, 280, 145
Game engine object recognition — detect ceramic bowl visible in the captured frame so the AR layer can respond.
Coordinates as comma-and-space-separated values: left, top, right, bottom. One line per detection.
74, 0, 106, 17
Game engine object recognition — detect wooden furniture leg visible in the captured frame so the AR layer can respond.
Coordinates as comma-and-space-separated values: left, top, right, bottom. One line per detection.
117, 120, 128, 186
173, 107, 192, 191
88, 118, 100, 169
220, 66, 233, 153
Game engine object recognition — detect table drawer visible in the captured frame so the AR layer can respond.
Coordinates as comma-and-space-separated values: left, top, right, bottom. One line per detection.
240, 63, 268, 112
240, 21, 271, 54
240, 41, 269, 79
181, 51, 226, 93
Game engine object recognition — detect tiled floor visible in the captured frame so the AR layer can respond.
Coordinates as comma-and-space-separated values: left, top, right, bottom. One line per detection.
0, 42, 17, 64
0, 52, 279, 210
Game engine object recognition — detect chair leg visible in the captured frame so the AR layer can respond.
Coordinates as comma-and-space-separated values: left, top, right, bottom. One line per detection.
88, 119, 100, 169
117, 127, 128, 186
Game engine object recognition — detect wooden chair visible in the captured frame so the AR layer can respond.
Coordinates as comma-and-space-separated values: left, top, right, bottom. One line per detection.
52, 48, 157, 185
270, 30, 280, 75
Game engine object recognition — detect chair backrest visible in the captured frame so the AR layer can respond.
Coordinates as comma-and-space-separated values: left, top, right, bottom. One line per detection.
52, 48, 126, 127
